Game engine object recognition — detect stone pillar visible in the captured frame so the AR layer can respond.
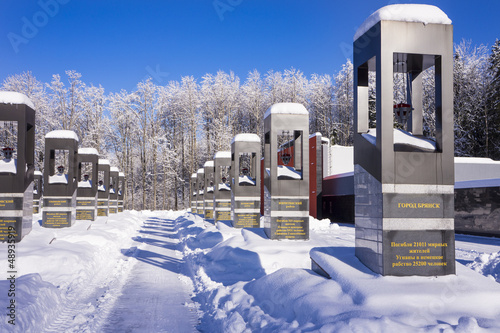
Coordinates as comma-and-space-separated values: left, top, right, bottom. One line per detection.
33, 171, 42, 214
196, 168, 205, 218
109, 167, 119, 214
42, 130, 79, 228
76, 148, 99, 221
353, 5, 455, 275
263, 103, 309, 240
118, 172, 125, 212
0, 92, 35, 242
190, 173, 197, 214
97, 159, 110, 217
204, 161, 215, 221
231, 134, 261, 228
213, 151, 232, 221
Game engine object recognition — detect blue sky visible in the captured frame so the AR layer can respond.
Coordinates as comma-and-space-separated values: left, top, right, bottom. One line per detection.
1, 0, 499, 93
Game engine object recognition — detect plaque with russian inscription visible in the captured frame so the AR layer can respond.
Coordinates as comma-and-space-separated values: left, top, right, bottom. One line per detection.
234, 213, 259, 228
43, 212, 72, 228
270, 216, 309, 240
76, 210, 95, 220
215, 210, 231, 221
0, 217, 22, 242
383, 230, 455, 276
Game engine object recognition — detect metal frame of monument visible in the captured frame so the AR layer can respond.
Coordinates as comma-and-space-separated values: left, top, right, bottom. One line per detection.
118, 172, 125, 212
97, 159, 110, 217
33, 170, 42, 214
263, 103, 310, 240
203, 160, 215, 221
191, 172, 197, 214
42, 130, 79, 228
353, 16, 455, 275
213, 151, 232, 221
231, 133, 261, 228
76, 148, 99, 221
196, 168, 205, 218
0, 94, 35, 242
109, 166, 119, 214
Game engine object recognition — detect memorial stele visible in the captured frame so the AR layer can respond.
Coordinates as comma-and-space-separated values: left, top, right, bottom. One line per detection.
213, 151, 232, 221
203, 160, 215, 221
0, 92, 35, 242
231, 133, 261, 228
353, 4, 455, 275
263, 103, 310, 240
42, 130, 79, 228
76, 147, 99, 221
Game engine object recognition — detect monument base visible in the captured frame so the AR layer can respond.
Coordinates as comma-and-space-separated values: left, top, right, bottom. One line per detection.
232, 197, 260, 228
263, 188, 309, 240
76, 197, 97, 221
354, 164, 455, 275
97, 199, 109, 216
0, 186, 33, 242
42, 193, 76, 228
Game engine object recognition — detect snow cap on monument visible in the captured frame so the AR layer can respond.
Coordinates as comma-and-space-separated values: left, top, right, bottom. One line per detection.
45, 130, 79, 142
354, 4, 452, 41
0, 91, 35, 109
214, 151, 231, 159
231, 133, 260, 144
204, 160, 214, 167
264, 103, 308, 119
78, 147, 99, 155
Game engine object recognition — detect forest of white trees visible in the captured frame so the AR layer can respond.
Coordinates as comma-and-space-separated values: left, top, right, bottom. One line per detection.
2, 39, 500, 211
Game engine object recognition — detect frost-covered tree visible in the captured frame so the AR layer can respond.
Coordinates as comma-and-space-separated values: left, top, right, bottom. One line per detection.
487, 39, 500, 160
453, 40, 491, 157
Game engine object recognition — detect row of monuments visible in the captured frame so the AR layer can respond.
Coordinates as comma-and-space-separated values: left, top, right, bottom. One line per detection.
191, 4, 459, 278
0, 94, 125, 242
4, 5, 495, 280
191, 102, 311, 241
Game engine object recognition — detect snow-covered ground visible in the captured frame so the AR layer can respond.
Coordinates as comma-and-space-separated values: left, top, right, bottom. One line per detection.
1, 211, 500, 332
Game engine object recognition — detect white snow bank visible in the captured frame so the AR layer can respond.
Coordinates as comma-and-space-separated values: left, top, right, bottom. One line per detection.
177, 212, 500, 332
354, 4, 452, 40
78, 180, 92, 188
78, 147, 98, 155
277, 165, 302, 180
0, 91, 35, 109
239, 175, 256, 185
231, 133, 260, 144
362, 128, 436, 151
45, 130, 79, 142
264, 103, 308, 119
218, 183, 231, 191
48, 174, 68, 184
0, 274, 63, 332
469, 251, 500, 283
214, 151, 231, 159
0, 158, 17, 174
0, 210, 149, 332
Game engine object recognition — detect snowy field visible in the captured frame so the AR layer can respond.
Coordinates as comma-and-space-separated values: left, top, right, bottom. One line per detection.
1, 210, 500, 332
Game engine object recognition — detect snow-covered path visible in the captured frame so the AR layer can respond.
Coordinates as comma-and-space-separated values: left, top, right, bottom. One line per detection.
101, 215, 198, 332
